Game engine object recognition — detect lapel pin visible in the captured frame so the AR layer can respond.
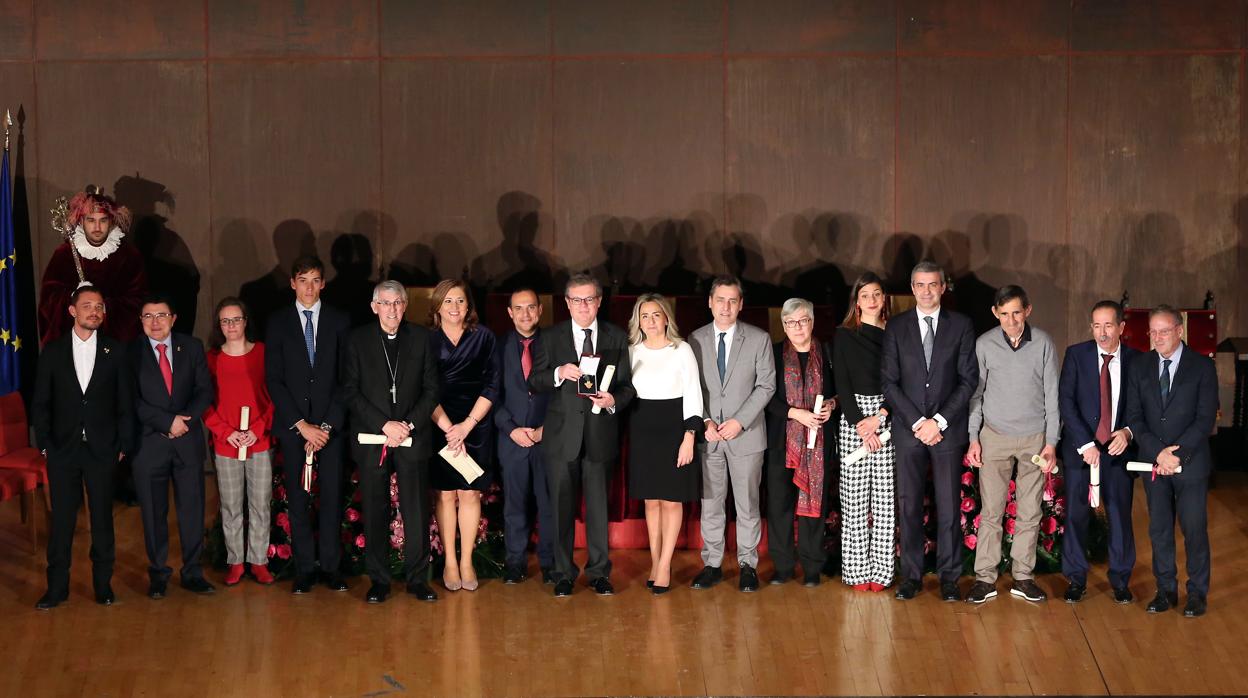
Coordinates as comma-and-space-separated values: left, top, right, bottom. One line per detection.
103, 347, 110, 354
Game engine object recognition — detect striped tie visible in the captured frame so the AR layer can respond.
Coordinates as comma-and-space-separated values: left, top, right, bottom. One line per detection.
303, 310, 316, 366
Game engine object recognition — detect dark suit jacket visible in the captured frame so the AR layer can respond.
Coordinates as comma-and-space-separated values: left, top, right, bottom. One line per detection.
339, 322, 441, 464
1123, 344, 1218, 478
1058, 340, 1139, 465
493, 329, 551, 462
32, 331, 135, 464
764, 340, 836, 468
130, 333, 214, 466
265, 303, 349, 434
528, 319, 635, 465
880, 308, 978, 452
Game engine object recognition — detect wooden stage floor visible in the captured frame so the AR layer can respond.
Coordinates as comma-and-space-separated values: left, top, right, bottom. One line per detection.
1, 472, 1245, 697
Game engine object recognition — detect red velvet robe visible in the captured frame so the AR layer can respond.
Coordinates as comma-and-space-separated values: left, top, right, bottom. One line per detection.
38, 241, 148, 345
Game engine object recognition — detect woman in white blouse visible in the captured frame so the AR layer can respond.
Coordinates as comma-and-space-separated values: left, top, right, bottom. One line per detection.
627, 293, 704, 594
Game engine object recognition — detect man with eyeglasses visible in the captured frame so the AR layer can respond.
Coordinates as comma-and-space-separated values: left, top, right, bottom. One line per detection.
528, 273, 634, 597
688, 275, 776, 593
265, 255, 352, 594
130, 293, 215, 599
1123, 305, 1218, 617
31, 286, 134, 610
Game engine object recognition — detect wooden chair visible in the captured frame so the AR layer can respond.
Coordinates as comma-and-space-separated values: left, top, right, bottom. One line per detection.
0, 392, 49, 510
0, 468, 40, 553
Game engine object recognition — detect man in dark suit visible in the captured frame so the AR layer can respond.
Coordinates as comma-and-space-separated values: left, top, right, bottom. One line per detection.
881, 261, 978, 601
265, 255, 351, 594
340, 281, 440, 603
31, 286, 134, 610
1058, 300, 1140, 604
529, 272, 634, 597
494, 288, 556, 585
131, 293, 215, 598
1124, 305, 1218, 618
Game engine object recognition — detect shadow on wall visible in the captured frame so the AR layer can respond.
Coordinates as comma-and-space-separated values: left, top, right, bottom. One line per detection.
117, 174, 200, 335
468, 191, 563, 295
238, 218, 316, 338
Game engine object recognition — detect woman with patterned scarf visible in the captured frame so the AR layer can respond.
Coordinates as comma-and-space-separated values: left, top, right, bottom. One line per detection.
764, 298, 835, 586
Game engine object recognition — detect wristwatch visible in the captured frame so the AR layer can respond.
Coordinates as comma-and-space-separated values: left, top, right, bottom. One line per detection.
319, 422, 333, 434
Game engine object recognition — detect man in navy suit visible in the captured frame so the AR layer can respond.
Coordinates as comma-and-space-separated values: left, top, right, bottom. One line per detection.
881, 261, 979, 602
494, 288, 556, 585
131, 294, 215, 599
1058, 300, 1139, 604
1124, 305, 1218, 618
265, 256, 351, 594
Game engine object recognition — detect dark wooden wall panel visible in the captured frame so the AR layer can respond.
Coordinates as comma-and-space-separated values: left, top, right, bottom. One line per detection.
552, 0, 721, 55
1071, 0, 1245, 51
1069, 55, 1240, 345
727, 0, 895, 53
553, 60, 722, 289
380, 0, 550, 56
209, 61, 380, 329
0, 0, 33, 60
35, 62, 210, 332
208, 0, 378, 57
380, 61, 552, 292
899, 0, 1069, 53
726, 57, 894, 316
35, 0, 205, 60
898, 56, 1068, 343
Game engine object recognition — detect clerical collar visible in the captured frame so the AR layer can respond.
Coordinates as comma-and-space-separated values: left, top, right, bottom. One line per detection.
72, 227, 125, 261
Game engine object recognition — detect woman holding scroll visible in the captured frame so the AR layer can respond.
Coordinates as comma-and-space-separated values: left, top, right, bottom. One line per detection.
764, 298, 835, 586
428, 279, 499, 592
831, 272, 894, 592
205, 297, 275, 586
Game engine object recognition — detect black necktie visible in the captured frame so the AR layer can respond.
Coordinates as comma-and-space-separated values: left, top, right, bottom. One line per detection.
581, 328, 593, 357
1160, 358, 1172, 403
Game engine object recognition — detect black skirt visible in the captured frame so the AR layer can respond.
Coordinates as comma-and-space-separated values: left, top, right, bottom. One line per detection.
629, 398, 700, 502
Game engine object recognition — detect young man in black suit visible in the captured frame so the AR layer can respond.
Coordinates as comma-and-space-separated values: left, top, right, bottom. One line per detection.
131, 293, 215, 599
1124, 305, 1219, 618
880, 261, 978, 602
31, 286, 134, 610
265, 256, 351, 594
529, 273, 634, 597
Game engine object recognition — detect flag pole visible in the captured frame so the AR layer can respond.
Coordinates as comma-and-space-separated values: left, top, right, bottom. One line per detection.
3, 109, 10, 151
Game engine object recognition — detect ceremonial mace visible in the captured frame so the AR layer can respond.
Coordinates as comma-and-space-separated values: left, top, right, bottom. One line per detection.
50, 196, 86, 285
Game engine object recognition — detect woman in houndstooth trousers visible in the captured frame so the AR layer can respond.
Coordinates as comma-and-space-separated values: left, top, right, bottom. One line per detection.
832, 273, 896, 591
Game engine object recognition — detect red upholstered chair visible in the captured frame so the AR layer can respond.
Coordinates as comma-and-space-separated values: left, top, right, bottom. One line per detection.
0, 392, 50, 504
0, 468, 40, 553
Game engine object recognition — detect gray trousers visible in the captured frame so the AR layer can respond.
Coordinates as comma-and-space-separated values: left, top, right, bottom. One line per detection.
215, 449, 273, 565
699, 448, 764, 568
973, 427, 1045, 583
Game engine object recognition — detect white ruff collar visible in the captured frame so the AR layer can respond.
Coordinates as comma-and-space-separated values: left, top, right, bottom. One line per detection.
72, 226, 126, 261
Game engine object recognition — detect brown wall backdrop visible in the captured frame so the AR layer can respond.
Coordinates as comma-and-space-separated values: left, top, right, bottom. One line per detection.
2, 0, 1246, 351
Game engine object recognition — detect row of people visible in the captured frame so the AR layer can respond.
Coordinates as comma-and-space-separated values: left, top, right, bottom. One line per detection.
30, 254, 1217, 617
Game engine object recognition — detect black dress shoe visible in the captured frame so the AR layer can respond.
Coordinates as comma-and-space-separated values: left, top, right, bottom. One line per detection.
940, 582, 962, 602
95, 586, 116, 606
291, 574, 315, 595
406, 581, 438, 601
690, 565, 723, 589
739, 565, 759, 592
1146, 590, 1178, 613
802, 572, 821, 588
894, 579, 920, 600
503, 566, 526, 585
1112, 586, 1134, 604
148, 579, 168, 600
541, 568, 556, 585
35, 591, 67, 611
366, 582, 391, 604
770, 571, 794, 586
181, 577, 216, 595
589, 577, 615, 595
1064, 582, 1087, 603
1183, 595, 1207, 618
553, 579, 573, 597
321, 571, 349, 592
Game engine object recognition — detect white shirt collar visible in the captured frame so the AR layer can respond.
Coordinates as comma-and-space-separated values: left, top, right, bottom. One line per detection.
712, 322, 737, 338
1160, 342, 1184, 365
296, 299, 322, 316
72, 329, 97, 347
917, 307, 940, 321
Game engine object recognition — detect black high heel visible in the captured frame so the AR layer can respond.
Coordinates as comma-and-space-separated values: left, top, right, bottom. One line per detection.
651, 584, 670, 595
646, 580, 655, 589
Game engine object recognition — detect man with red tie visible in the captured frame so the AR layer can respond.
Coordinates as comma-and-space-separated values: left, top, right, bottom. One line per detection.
131, 294, 215, 599
1058, 300, 1139, 604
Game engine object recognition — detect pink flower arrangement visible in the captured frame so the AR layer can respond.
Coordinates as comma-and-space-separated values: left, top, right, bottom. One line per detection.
267, 544, 277, 559
1041, 516, 1058, 535
961, 471, 974, 486
964, 534, 977, 549
1008, 480, 1016, 495
346, 507, 360, 523
1004, 518, 1016, 535
275, 544, 291, 559
1005, 501, 1018, 517
1042, 538, 1054, 552
275, 512, 290, 534
355, 534, 366, 549
960, 497, 975, 513
973, 514, 982, 530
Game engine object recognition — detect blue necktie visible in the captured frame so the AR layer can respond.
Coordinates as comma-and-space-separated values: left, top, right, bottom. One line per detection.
303, 309, 316, 365
717, 332, 727, 383
1160, 358, 1172, 403
923, 316, 935, 369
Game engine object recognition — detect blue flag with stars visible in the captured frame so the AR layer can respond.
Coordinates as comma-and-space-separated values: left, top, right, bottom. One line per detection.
0, 145, 21, 393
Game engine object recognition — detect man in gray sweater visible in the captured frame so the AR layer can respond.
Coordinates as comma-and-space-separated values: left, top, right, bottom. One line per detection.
964, 285, 1060, 604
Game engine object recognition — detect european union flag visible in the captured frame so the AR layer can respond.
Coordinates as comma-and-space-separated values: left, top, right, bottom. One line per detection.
1, 129, 22, 394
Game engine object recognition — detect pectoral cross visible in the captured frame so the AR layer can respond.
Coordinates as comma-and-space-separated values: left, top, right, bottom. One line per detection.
390, 382, 397, 404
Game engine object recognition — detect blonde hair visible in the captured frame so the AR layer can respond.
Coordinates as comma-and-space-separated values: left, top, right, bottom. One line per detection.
627, 293, 682, 346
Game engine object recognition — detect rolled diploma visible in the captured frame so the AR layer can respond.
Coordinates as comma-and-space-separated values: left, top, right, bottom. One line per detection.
590, 365, 616, 415
1030, 453, 1059, 475
806, 395, 824, 449
238, 406, 250, 460
302, 450, 313, 492
842, 429, 892, 466
356, 433, 413, 447
1089, 464, 1100, 507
